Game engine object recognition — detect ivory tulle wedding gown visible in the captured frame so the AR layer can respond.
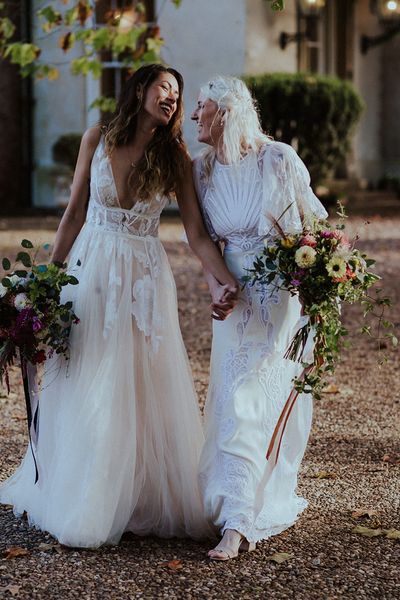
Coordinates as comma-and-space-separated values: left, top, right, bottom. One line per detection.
193, 141, 328, 543
0, 137, 212, 547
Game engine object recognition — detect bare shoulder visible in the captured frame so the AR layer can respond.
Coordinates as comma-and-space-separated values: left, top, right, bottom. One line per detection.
81, 126, 102, 149
75, 126, 102, 168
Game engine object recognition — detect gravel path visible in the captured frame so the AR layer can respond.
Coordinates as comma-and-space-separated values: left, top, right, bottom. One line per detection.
0, 215, 399, 599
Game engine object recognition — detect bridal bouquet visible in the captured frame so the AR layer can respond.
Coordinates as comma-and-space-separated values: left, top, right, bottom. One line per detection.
0, 239, 79, 391
244, 206, 396, 398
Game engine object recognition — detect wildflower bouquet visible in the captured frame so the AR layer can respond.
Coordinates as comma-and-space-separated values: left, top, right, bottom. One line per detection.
0, 239, 79, 390
244, 207, 396, 398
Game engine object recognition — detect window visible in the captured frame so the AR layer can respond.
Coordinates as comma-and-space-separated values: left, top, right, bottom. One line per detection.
298, 13, 325, 73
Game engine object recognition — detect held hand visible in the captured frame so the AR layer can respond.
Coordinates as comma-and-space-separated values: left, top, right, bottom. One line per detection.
209, 283, 239, 321
210, 300, 235, 321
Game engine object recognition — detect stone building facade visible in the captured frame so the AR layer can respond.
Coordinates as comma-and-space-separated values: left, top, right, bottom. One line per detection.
1, 0, 399, 210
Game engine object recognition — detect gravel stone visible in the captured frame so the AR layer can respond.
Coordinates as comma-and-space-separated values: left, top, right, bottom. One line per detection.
0, 214, 399, 599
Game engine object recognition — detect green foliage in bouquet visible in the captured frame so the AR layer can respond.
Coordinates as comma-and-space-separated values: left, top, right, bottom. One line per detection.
243, 205, 397, 399
0, 240, 79, 389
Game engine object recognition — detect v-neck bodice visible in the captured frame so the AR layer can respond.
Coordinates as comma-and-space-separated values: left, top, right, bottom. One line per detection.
86, 138, 167, 238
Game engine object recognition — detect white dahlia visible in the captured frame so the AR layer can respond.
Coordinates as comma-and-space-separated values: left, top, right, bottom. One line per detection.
14, 293, 30, 311
294, 245, 317, 268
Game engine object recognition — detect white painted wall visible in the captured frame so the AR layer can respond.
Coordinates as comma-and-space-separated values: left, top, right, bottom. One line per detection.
157, 0, 247, 155
32, 5, 99, 206
245, 0, 297, 74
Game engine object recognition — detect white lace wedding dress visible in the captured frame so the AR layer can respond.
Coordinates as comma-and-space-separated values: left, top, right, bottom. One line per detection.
193, 142, 328, 543
0, 137, 213, 547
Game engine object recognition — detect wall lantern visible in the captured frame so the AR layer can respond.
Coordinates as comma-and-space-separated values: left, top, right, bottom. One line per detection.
298, 0, 326, 16
279, 0, 326, 50
361, 0, 400, 53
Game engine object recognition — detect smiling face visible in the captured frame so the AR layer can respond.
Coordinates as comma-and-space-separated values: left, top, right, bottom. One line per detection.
142, 72, 180, 127
191, 95, 224, 147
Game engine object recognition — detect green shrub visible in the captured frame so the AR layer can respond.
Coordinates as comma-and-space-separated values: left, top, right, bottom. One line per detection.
243, 73, 364, 185
52, 133, 82, 170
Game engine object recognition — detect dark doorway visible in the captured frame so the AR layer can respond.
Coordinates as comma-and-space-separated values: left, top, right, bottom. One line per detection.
0, 0, 32, 215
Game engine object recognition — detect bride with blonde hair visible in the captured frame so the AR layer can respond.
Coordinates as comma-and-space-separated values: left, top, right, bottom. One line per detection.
191, 75, 328, 560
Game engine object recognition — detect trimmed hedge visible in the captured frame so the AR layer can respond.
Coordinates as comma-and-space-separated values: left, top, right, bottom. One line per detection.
243, 73, 364, 185
52, 133, 82, 170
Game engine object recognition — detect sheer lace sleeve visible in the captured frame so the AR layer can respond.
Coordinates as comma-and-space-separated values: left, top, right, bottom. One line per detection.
192, 158, 219, 242
258, 141, 328, 237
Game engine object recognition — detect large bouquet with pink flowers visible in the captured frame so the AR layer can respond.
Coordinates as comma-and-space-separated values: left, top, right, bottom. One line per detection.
0, 239, 79, 390
244, 207, 396, 397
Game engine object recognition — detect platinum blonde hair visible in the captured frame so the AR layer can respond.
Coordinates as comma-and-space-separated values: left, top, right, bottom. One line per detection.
199, 75, 271, 179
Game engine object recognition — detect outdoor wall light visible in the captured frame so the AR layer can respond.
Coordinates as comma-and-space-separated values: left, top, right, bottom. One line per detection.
298, 0, 326, 16
375, 0, 400, 20
279, 0, 325, 50
361, 0, 400, 53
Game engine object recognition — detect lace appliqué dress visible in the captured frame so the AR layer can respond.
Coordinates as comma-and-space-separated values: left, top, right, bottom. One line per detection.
0, 138, 213, 547
193, 142, 328, 543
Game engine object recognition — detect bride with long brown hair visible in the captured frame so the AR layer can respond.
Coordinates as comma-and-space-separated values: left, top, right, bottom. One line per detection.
0, 64, 237, 548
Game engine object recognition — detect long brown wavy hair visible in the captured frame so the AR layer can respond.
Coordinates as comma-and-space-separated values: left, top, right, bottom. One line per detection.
103, 64, 188, 200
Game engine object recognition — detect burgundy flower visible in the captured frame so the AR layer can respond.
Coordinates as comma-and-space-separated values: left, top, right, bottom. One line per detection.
33, 349, 46, 364
32, 317, 44, 332
11, 307, 36, 345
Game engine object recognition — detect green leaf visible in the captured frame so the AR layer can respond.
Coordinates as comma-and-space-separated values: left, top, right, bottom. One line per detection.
5, 42, 41, 67
16, 251, 31, 267
64, 6, 79, 27
1, 277, 11, 288
92, 28, 112, 52
68, 276, 79, 285
2, 257, 10, 270
89, 96, 117, 113
37, 6, 62, 25
21, 239, 34, 249
0, 17, 15, 39
14, 270, 27, 277
267, 0, 285, 11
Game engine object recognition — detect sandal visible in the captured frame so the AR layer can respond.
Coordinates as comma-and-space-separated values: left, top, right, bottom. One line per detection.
239, 539, 257, 553
208, 529, 255, 561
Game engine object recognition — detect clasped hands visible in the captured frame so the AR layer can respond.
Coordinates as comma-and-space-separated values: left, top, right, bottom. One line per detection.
209, 280, 239, 321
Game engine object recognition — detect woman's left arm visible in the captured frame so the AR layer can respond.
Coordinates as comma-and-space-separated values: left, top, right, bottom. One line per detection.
176, 158, 239, 297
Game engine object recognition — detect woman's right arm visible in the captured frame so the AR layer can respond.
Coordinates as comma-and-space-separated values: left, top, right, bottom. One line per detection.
51, 127, 101, 263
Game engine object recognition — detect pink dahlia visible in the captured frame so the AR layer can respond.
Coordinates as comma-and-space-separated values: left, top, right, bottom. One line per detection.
300, 234, 317, 248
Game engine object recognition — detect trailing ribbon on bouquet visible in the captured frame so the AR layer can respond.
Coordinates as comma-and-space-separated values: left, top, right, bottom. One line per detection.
20, 354, 40, 483
252, 365, 315, 522
266, 366, 313, 466
266, 320, 320, 466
